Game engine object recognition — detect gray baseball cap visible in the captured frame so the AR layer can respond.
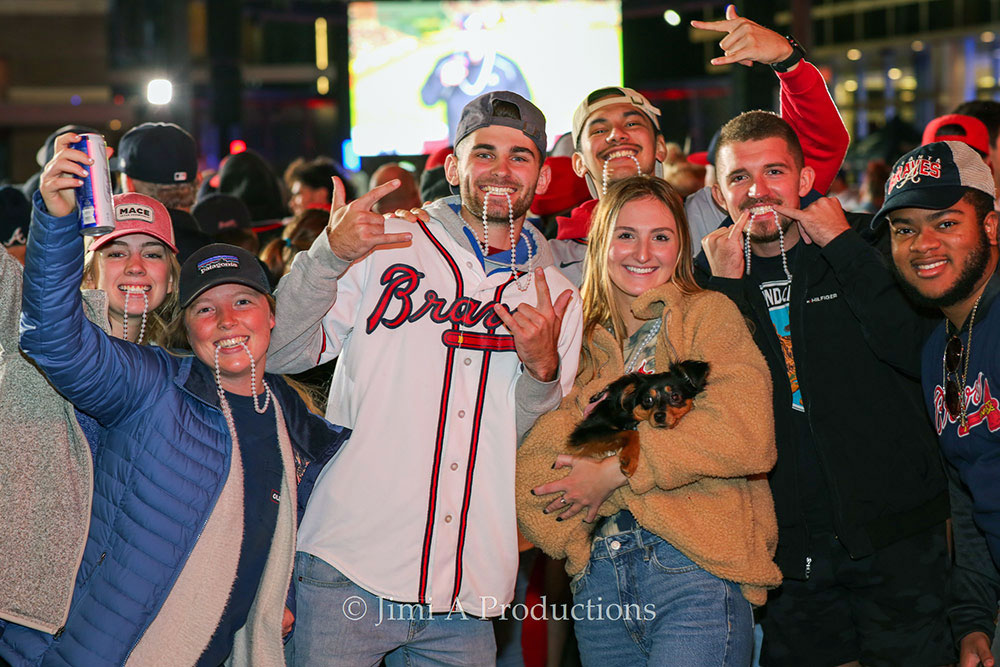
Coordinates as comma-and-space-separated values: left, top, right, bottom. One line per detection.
454, 91, 547, 157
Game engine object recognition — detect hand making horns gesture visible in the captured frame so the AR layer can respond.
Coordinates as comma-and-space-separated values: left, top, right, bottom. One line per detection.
691, 4, 798, 69
325, 175, 413, 262
493, 268, 573, 384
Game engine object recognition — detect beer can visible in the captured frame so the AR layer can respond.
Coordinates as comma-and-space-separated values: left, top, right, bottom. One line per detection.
70, 133, 115, 236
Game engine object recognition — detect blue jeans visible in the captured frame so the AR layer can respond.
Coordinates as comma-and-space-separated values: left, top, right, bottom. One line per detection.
571, 529, 753, 667
289, 552, 496, 666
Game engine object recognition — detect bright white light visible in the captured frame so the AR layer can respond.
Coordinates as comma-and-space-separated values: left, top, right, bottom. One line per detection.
844, 79, 858, 92
663, 9, 681, 26
887, 68, 902, 80
847, 48, 862, 61
147, 79, 172, 105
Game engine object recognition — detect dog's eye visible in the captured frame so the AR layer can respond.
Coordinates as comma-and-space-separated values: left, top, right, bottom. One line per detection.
669, 391, 683, 405
641, 395, 655, 409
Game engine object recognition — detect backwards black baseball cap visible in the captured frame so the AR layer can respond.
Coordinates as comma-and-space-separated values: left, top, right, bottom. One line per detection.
873, 140, 996, 228
114, 122, 198, 184
454, 91, 547, 157
179, 243, 271, 308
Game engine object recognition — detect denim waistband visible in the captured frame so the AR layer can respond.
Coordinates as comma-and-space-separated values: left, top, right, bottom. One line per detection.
589, 526, 661, 560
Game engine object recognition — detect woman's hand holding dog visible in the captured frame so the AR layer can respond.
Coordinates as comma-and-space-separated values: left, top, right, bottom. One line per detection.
532, 454, 627, 523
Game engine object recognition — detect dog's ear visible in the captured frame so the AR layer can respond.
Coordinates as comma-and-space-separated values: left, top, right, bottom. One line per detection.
618, 381, 639, 411
673, 360, 710, 393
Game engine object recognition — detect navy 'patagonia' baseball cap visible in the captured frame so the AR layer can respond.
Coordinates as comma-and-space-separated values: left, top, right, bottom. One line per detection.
179, 243, 271, 308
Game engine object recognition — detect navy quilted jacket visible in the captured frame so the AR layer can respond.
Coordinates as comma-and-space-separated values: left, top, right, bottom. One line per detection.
0, 196, 347, 666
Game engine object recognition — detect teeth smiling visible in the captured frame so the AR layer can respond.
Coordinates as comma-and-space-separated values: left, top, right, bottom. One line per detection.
119, 285, 150, 293
215, 336, 249, 349
626, 266, 656, 274
483, 186, 514, 194
750, 205, 775, 217
605, 150, 637, 160
916, 260, 947, 270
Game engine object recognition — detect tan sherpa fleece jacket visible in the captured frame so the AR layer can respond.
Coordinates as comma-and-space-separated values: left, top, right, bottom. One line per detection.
516, 283, 782, 606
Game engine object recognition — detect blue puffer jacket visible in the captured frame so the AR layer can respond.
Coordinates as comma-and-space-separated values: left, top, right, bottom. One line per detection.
0, 196, 348, 666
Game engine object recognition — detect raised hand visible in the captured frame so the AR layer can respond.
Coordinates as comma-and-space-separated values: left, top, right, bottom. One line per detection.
325, 176, 413, 262
493, 268, 573, 383
701, 208, 751, 278
690, 5, 796, 68
39, 133, 97, 219
772, 196, 850, 247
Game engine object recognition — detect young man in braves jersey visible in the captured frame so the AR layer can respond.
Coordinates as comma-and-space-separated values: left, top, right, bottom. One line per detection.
880, 141, 1000, 667
698, 111, 954, 666
267, 91, 582, 665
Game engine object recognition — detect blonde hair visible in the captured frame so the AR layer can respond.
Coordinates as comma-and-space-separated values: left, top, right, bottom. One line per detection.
581, 176, 700, 346
82, 246, 181, 347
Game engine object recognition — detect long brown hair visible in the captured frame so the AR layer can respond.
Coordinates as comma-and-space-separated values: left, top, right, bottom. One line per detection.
580, 176, 700, 346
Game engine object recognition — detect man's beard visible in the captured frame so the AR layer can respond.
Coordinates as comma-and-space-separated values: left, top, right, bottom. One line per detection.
740, 199, 793, 244
891, 225, 991, 309
747, 214, 794, 244
462, 182, 535, 224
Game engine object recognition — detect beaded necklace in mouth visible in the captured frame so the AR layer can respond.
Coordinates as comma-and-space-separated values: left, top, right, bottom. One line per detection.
213, 340, 272, 416
121, 289, 149, 344
743, 214, 792, 281
480, 190, 533, 291
601, 154, 643, 195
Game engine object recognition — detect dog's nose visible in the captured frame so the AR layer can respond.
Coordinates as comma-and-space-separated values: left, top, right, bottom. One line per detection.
654, 411, 667, 425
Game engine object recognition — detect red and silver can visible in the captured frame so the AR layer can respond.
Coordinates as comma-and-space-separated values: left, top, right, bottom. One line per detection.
70, 133, 115, 236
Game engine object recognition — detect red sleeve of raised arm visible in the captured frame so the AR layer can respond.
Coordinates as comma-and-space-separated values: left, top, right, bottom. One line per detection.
778, 60, 850, 195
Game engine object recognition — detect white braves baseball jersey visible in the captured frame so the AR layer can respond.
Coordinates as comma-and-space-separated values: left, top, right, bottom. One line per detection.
282, 198, 582, 615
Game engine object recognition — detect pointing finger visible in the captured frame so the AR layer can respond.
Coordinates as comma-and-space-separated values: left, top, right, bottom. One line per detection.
728, 209, 751, 239
689, 18, 738, 33
492, 303, 517, 334
552, 289, 573, 322
533, 267, 552, 310
371, 232, 413, 248
355, 178, 401, 211
330, 176, 346, 210
771, 203, 803, 220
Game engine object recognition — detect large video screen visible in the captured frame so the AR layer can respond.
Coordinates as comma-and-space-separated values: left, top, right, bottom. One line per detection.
348, 1, 622, 156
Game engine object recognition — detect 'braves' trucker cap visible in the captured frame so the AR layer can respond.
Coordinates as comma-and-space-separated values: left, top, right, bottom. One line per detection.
872, 141, 995, 227
179, 243, 271, 308
454, 91, 547, 158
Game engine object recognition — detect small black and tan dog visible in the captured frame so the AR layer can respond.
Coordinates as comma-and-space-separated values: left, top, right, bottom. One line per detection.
570, 360, 710, 476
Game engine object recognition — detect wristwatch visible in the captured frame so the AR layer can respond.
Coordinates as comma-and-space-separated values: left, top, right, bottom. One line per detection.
771, 35, 806, 72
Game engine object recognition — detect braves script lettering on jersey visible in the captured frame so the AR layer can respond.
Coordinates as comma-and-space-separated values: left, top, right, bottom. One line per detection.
268, 196, 582, 615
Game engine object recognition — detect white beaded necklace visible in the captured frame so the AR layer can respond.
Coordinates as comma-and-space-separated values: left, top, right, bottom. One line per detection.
213, 341, 272, 417
601, 154, 643, 195
121, 290, 149, 344
624, 319, 661, 374
743, 216, 791, 281
481, 191, 533, 291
